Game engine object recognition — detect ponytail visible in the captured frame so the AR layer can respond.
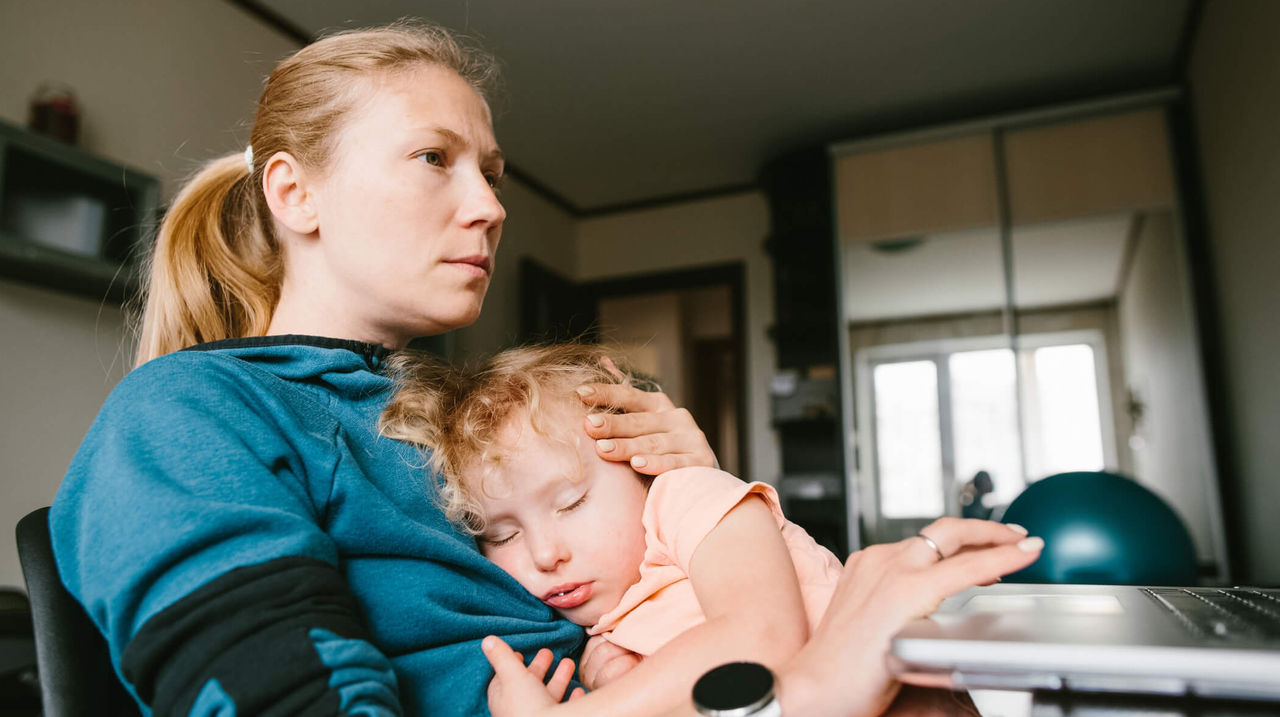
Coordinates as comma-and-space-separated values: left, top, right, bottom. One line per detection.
134, 154, 281, 365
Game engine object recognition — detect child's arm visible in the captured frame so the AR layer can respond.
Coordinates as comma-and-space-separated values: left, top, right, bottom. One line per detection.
485, 494, 810, 717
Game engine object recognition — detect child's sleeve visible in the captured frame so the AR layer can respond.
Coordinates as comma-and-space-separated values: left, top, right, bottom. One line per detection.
644, 467, 786, 573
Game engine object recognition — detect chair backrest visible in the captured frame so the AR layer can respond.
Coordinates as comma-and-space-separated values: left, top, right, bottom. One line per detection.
15, 507, 141, 716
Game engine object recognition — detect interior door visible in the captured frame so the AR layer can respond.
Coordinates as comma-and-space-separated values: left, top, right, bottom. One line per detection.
519, 257, 599, 342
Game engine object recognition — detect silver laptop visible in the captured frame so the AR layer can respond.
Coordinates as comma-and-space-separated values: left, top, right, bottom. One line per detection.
891, 583, 1280, 700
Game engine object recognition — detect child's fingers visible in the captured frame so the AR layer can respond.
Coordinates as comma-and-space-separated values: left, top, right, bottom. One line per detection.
569, 687, 586, 701
481, 635, 526, 681
546, 657, 576, 701
526, 648, 554, 681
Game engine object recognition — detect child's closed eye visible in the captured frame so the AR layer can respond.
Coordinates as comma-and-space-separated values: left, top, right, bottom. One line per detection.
482, 531, 519, 547
558, 492, 588, 513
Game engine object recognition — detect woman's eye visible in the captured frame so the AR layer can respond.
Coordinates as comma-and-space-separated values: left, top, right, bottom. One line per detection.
485, 173, 505, 191
418, 150, 446, 167
559, 493, 588, 513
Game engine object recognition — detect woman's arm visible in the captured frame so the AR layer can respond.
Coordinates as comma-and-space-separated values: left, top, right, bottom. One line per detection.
485, 494, 808, 717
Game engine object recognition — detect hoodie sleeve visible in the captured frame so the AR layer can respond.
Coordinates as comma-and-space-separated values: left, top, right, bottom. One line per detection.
50, 353, 401, 716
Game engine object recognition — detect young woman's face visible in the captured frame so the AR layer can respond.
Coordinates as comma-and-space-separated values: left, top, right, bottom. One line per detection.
475, 406, 650, 627
308, 64, 505, 346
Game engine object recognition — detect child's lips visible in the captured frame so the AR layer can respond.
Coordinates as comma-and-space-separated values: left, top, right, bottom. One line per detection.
543, 582, 593, 610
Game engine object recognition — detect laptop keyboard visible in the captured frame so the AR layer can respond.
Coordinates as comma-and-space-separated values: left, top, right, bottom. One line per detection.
1144, 587, 1280, 641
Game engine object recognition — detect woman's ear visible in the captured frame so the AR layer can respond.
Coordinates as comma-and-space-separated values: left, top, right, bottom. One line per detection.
262, 151, 319, 235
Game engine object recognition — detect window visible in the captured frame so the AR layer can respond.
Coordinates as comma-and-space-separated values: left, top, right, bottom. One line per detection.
859, 334, 1111, 521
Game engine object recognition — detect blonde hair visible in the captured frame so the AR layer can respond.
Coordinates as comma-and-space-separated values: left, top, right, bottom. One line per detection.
134, 21, 500, 364
380, 343, 643, 533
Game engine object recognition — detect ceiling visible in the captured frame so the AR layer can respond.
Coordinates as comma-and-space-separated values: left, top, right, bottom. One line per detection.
251, 0, 1193, 214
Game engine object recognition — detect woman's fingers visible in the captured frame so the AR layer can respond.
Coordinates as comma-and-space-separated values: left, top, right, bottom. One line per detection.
913, 518, 1029, 558
578, 382, 718, 473
923, 539, 1043, 599
576, 383, 675, 413
584, 409, 689, 439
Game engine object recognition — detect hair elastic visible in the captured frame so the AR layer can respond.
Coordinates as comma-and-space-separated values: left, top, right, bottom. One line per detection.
244, 145, 254, 174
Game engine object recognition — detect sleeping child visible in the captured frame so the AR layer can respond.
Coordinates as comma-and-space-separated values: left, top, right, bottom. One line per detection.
380, 343, 843, 717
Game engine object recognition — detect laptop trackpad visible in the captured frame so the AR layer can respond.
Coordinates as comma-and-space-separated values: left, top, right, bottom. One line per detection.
962, 594, 1125, 615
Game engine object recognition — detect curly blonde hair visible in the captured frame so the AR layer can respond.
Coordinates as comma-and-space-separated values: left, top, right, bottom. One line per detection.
380, 343, 642, 534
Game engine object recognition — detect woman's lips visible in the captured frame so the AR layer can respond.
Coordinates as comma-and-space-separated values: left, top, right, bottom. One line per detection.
543, 582, 593, 610
446, 255, 492, 277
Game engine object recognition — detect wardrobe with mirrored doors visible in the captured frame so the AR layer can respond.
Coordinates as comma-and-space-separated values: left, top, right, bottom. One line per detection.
828, 90, 1228, 581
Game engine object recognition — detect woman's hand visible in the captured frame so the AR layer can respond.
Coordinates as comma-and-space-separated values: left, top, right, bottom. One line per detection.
777, 518, 1043, 717
481, 636, 584, 717
579, 634, 644, 690
576, 380, 716, 476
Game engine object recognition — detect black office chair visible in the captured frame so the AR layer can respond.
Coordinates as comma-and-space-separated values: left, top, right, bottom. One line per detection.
16, 507, 141, 716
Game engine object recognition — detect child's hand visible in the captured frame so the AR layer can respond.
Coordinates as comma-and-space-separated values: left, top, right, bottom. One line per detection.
481, 635, 585, 717
579, 634, 643, 690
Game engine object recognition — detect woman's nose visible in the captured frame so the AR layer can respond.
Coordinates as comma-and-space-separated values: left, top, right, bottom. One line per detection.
459, 172, 506, 228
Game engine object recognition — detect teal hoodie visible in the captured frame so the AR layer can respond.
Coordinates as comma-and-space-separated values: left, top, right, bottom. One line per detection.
51, 336, 584, 716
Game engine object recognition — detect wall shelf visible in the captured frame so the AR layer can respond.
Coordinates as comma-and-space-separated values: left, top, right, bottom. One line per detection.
0, 120, 160, 302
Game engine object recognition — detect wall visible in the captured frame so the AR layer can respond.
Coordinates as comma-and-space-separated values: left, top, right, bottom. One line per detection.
576, 191, 780, 484
0, 0, 300, 589
1117, 211, 1223, 567
1190, 0, 1280, 584
0, 0, 300, 197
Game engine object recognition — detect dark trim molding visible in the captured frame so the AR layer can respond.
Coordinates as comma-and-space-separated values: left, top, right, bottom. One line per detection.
1174, 0, 1207, 84
1165, 98, 1244, 582
225, 0, 314, 45
579, 183, 760, 218
504, 165, 580, 215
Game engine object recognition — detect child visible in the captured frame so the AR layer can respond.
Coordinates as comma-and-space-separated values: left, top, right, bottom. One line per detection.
381, 343, 843, 717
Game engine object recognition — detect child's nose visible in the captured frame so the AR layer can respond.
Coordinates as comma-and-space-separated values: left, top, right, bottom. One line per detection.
531, 532, 570, 571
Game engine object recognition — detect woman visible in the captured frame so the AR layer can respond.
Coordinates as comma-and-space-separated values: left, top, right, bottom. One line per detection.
51, 21, 1039, 717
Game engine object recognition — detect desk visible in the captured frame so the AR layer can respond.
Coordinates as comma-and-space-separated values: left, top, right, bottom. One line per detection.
969, 689, 1280, 717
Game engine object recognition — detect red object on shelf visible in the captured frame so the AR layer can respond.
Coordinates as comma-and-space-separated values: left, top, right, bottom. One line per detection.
28, 83, 80, 144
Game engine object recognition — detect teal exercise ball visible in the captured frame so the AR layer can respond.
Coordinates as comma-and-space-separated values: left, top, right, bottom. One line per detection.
1001, 472, 1197, 585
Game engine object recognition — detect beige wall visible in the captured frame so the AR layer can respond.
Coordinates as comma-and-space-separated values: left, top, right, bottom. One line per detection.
0, 281, 130, 589
1117, 211, 1222, 566
576, 191, 780, 485
0, 0, 300, 197
1190, 0, 1280, 583
0, 0, 300, 589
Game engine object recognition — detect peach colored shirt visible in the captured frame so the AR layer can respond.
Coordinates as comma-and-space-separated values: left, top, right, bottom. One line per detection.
587, 467, 843, 656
